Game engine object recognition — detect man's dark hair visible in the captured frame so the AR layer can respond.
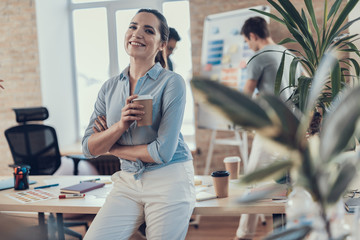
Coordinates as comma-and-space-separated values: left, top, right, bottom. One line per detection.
241, 16, 269, 39
169, 27, 181, 42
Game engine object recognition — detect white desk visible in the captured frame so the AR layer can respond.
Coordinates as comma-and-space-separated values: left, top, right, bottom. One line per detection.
0, 175, 286, 239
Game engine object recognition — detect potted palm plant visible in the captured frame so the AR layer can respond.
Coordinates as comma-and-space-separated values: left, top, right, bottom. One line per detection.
192, 1, 360, 238
191, 51, 360, 239
250, 0, 360, 118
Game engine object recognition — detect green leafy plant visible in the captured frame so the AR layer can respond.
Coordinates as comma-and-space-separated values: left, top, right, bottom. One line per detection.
251, 0, 360, 113
191, 51, 360, 239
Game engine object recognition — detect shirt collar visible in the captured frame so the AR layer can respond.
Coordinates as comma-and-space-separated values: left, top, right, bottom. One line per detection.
119, 65, 130, 81
146, 62, 163, 80
118, 62, 163, 81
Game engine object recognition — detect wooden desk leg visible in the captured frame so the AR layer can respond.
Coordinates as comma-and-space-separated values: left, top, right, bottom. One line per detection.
38, 212, 48, 239
56, 213, 65, 240
272, 213, 286, 230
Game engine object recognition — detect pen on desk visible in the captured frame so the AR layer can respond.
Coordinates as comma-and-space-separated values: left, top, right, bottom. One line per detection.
80, 178, 100, 183
34, 183, 59, 189
59, 193, 85, 199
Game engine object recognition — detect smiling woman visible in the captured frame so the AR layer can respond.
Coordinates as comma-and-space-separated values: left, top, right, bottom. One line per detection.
82, 9, 195, 240
124, 9, 168, 72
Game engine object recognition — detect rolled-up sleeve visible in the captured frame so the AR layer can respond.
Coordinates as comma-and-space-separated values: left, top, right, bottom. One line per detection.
147, 74, 186, 163
82, 84, 107, 158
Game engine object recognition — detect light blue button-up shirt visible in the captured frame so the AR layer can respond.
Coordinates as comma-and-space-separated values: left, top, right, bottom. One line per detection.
82, 62, 193, 179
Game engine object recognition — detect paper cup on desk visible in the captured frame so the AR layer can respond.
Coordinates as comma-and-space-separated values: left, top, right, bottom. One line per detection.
133, 95, 153, 127
211, 171, 230, 198
224, 156, 241, 180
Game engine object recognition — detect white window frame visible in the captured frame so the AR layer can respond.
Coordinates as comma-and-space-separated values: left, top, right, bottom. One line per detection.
68, 0, 194, 143
35, 0, 192, 148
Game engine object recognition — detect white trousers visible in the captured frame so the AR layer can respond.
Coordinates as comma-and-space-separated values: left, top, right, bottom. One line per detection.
236, 135, 277, 238
84, 161, 195, 240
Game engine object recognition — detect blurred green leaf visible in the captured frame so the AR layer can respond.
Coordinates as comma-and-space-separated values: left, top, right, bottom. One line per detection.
333, 34, 358, 48
304, 52, 337, 115
328, 0, 359, 40
191, 78, 273, 130
304, 0, 320, 43
237, 183, 287, 203
241, 160, 293, 184
264, 225, 312, 240
260, 95, 300, 149
301, 9, 310, 34
283, 21, 314, 63
327, 0, 343, 21
275, 51, 287, 96
346, 42, 360, 58
296, 76, 312, 112
320, 86, 360, 161
343, 138, 357, 153
322, 0, 328, 40
278, 0, 315, 51
278, 38, 297, 45
340, 48, 360, 54
331, 151, 359, 165
331, 61, 341, 100
250, 8, 284, 24
346, 58, 360, 77
289, 58, 301, 87
268, 0, 297, 28
331, 17, 360, 47
327, 162, 357, 204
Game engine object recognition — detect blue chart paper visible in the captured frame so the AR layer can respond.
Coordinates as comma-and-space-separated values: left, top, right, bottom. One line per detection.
0, 178, 36, 190
207, 40, 224, 66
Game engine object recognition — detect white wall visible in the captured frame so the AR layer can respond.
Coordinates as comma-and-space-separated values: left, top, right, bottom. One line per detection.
349, 2, 360, 80
35, 0, 78, 147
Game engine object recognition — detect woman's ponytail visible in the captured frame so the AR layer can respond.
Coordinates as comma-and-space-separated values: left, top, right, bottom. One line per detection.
155, 50, 167, 68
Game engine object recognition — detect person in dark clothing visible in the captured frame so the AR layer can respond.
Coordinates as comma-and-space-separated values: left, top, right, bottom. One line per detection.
166, 27, 181, 71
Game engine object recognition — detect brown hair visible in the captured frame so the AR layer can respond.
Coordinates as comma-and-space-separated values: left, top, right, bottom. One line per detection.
241, 16, 270, 39
137, 9, 169, 68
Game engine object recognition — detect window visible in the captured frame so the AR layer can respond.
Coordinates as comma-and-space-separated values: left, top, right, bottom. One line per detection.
116, 9, 139, 72
163, 1, 195, 147
69, 0, 194, 149
72, 8, 109, 133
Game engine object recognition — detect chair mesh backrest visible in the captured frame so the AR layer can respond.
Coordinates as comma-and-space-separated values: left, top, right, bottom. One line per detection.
13, 107, 49, 123
5, 124, 61, 175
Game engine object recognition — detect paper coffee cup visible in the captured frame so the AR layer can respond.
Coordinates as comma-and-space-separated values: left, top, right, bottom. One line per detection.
133, 95, 153, 127
224, 156, 241, 180
211, 171, 230, 198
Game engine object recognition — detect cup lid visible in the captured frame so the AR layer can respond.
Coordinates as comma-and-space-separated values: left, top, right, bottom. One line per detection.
133, 95, 153, 101
223, 156, 241, 163
211, 171, 230, 177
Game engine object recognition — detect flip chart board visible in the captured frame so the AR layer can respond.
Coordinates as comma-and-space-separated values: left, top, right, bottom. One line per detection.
197, 5, 270, 130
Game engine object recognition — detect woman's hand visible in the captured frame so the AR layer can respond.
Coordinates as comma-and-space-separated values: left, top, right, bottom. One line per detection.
118, 95, 144, 130
93, 116, 108, 133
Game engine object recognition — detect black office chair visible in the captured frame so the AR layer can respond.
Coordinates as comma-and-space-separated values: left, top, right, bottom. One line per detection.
4, 107, 88, 240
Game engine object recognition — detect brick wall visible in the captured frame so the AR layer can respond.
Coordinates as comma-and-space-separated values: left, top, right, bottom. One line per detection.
0, 0, 349, 176
189, 0, 336, 174
0, 0, 41, 175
